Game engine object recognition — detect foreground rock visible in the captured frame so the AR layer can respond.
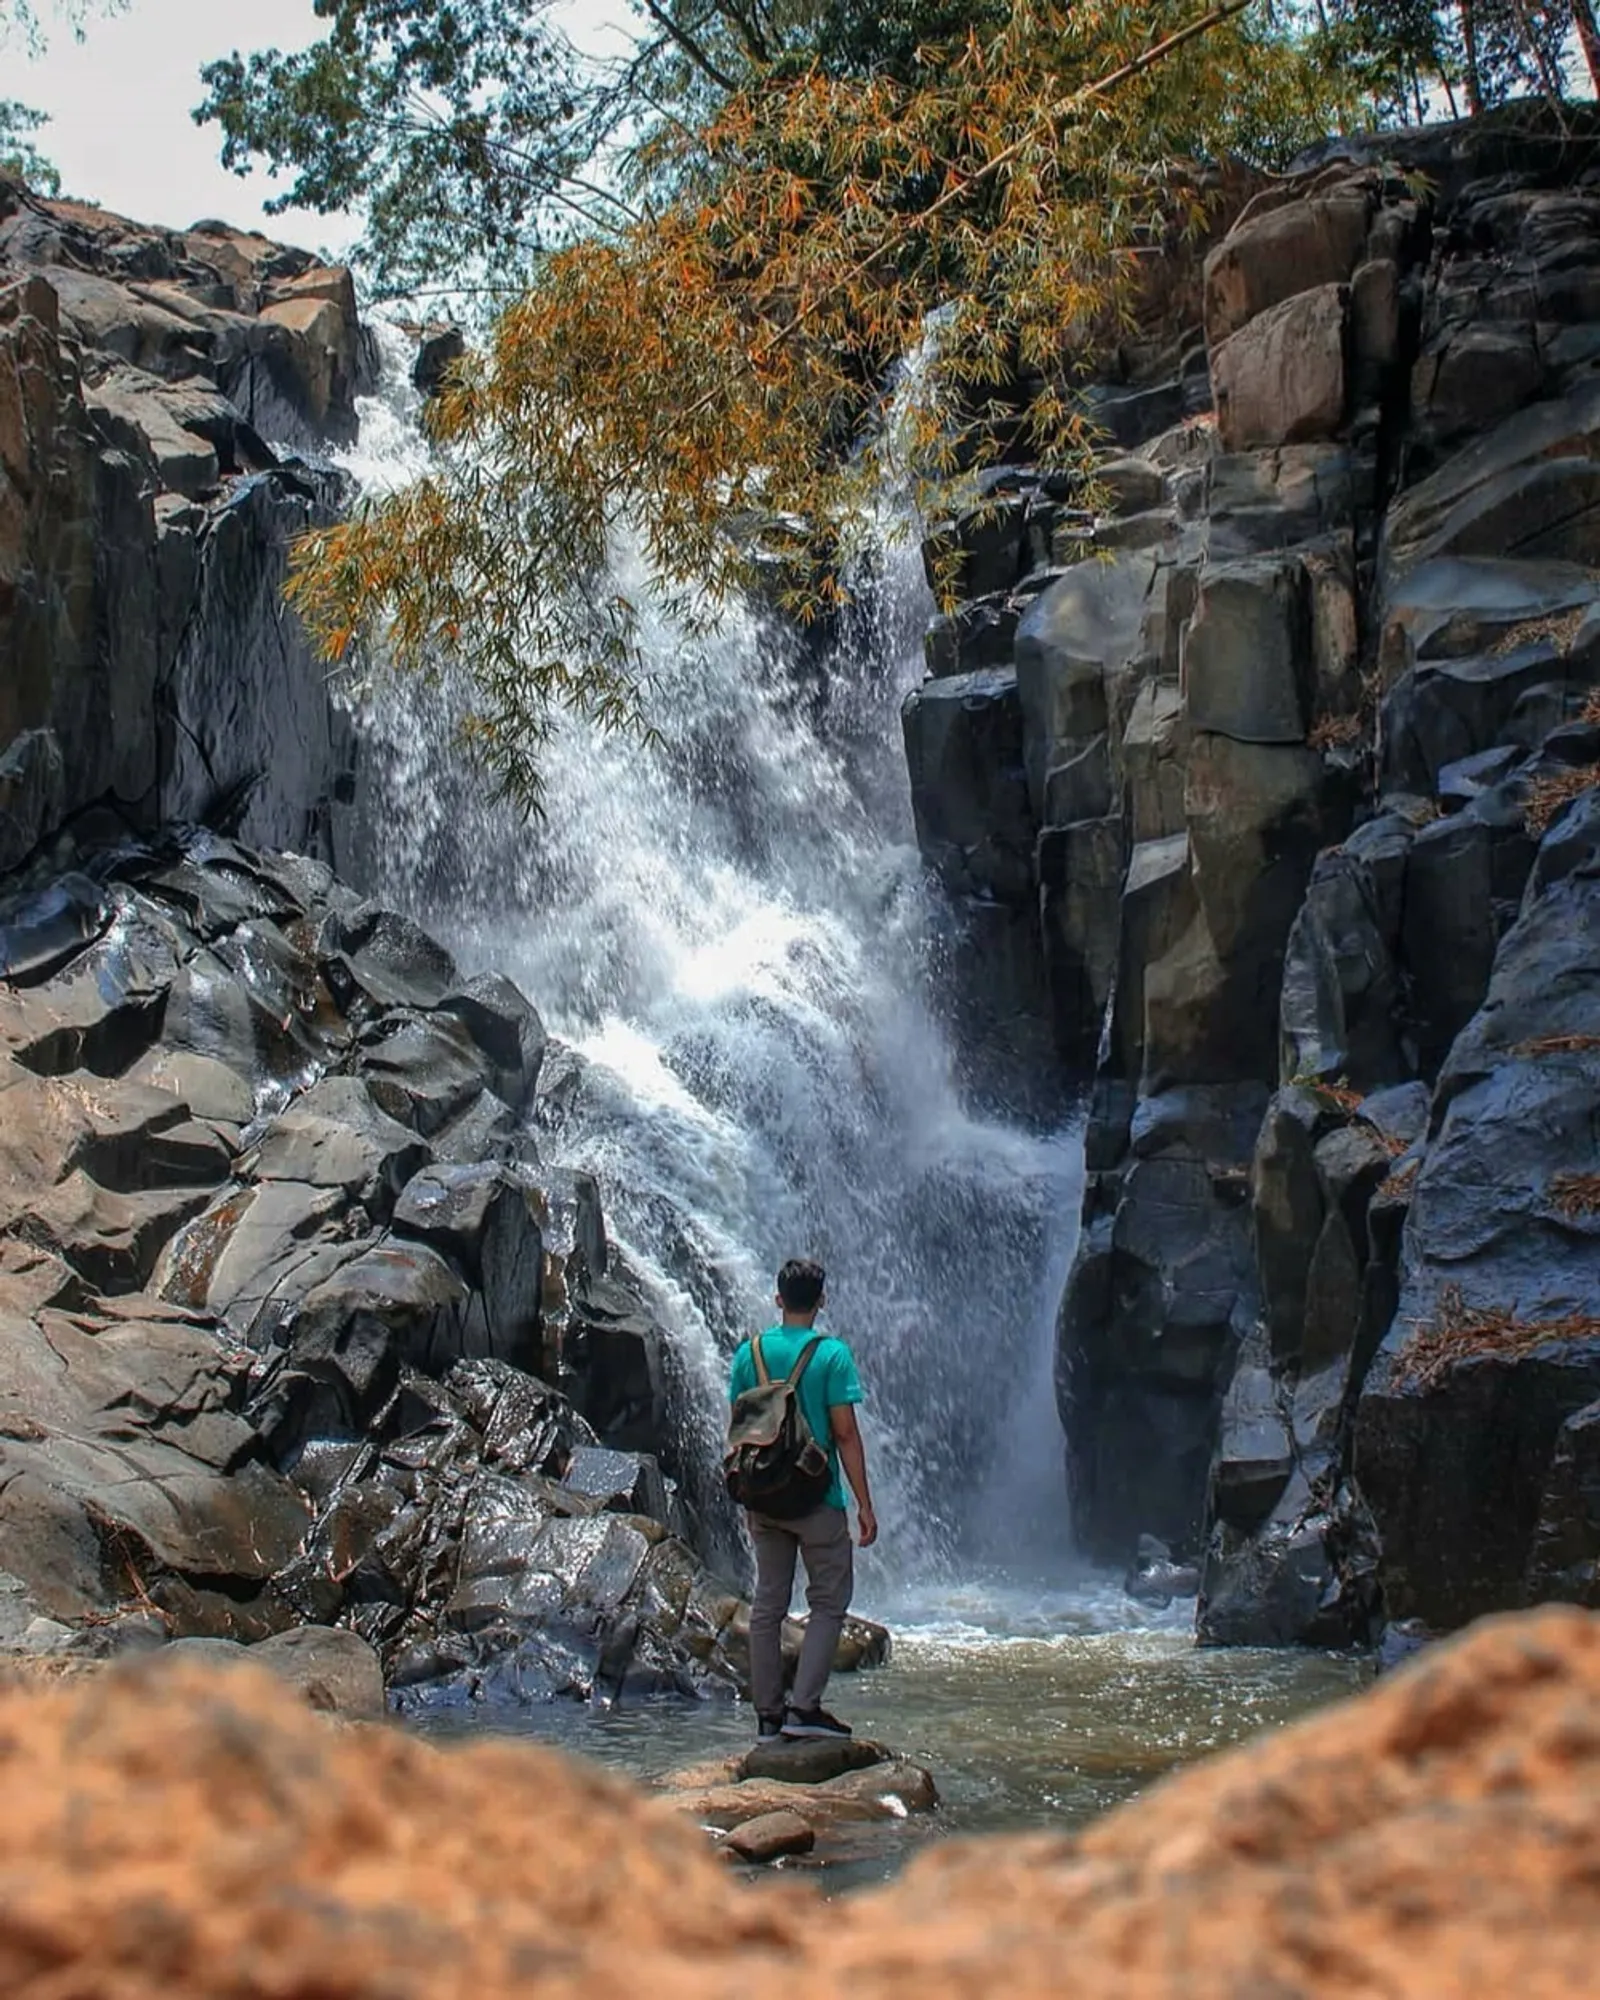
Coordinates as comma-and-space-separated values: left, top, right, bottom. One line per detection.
0, 1606, 1595, 1993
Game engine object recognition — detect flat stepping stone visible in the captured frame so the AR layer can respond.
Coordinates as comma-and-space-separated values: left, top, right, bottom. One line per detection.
720, 1810, 815, 1864
737, 1736, 888, 1785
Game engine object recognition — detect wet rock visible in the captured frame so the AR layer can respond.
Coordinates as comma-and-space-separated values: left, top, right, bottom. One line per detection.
393, 1163, 544, 1371
720, 1810, 815, 1864
563, 1445, 670, 1523
1197, 1476, 1381, 1647
738, 1736, 889, 1786
437, 972, 547, 1110
241, 1075, 429, 1217
257, 1240, 470, 1453
565, 1267, 672, 1458
447, 1358, 594, 1477
0, 892, 176, 1076
900, 668, 1037, 903
1123, 1533, 1201, 1608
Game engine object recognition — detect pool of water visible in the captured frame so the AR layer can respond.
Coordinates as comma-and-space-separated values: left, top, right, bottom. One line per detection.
411, 1566, 1372, 1886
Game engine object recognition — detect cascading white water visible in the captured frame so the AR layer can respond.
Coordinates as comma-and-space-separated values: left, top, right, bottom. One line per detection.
334, 324, 1086, 1613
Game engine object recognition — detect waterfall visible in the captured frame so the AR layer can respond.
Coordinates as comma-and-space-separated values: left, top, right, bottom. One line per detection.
335, 324, 1085, 1607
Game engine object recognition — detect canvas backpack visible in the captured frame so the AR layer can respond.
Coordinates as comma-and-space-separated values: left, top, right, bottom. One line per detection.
724, 1333, 832, 1519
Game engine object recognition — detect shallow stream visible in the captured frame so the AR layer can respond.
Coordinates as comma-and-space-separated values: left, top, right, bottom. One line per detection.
417, 1569, 1368, 1884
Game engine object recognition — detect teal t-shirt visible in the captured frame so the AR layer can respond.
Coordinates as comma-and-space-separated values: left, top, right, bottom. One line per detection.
728, 1325, 863, 1511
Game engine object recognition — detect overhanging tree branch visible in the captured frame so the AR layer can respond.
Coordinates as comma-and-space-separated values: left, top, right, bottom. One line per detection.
639, 0, 739, 91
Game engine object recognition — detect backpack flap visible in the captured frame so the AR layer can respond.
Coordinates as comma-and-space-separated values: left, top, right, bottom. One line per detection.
725, 1337, 832, 1519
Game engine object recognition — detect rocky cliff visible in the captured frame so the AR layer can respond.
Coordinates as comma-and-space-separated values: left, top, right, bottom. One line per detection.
903, 105, 1600, 1645
0, 176, 367, 869
0, 190, 864, 1700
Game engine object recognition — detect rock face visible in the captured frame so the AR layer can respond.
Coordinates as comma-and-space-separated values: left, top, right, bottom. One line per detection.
0, 175, 368, 869
0, 1605, 1594, 1994
900, 107, 1600, 1640
0, 824, 786, 1701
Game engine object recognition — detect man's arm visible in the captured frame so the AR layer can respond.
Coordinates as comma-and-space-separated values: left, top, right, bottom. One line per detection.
830, 1404, 877, 1548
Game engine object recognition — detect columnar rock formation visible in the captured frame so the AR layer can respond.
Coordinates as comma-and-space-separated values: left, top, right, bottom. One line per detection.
0, 176, 368, 869
903, 107, 1600, 1643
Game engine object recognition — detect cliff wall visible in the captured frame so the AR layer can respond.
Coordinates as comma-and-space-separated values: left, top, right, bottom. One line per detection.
0, 177, 368, 870
903, 106, 1600, 1643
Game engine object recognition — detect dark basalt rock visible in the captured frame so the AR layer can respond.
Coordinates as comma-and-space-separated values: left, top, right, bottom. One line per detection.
0, 827, 774, 1700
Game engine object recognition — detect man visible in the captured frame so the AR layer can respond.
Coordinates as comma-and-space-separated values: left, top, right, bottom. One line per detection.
727, 1257, 877, 1743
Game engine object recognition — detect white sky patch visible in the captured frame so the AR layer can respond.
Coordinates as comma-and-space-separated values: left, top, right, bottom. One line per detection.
7, 0, 633, 257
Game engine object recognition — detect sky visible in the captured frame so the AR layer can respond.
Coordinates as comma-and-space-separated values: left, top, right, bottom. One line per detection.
6, 0, 631, 261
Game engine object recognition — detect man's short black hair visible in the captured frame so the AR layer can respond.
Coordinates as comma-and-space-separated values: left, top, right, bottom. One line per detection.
777, 1258, 826, 1313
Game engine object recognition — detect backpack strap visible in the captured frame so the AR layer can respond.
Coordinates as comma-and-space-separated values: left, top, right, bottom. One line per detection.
787, 1336, 823, 1387
752, 1333, 771, 1387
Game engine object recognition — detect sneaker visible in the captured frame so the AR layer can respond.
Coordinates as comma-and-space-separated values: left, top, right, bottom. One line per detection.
781, 1706, 852, 1740
756, 1712, 785, 1745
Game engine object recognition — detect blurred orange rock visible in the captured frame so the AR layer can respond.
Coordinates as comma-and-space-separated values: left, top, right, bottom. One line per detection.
0, 1606, 1598, 1997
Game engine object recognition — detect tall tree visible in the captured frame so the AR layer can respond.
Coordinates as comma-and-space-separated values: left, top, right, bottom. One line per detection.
285, 0, 1378, 806
193, 1, 1025, 300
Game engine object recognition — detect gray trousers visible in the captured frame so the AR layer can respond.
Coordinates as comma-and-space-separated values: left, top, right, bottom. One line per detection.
746, 1502, 854, 1716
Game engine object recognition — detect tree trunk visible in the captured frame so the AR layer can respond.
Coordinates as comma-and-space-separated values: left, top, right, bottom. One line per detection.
1574, 0, 1600, 97
1458, 0, 1484, 114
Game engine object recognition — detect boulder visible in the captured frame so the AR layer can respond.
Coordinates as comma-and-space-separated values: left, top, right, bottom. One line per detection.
393, 1163, 545, 1371
1204, 185, 1372, 343
162, 1625, 385, 1718
1211, 284, 1347, 453
719, 1810, 815, 1864
240, 1076, 429, 1218
900, 669, 1036, 903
